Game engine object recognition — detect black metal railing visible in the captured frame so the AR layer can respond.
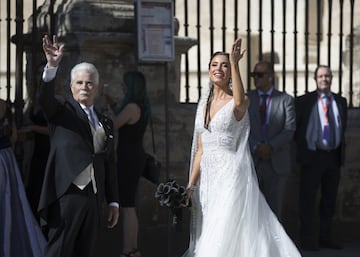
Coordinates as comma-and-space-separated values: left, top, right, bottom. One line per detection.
176, 0, 358, 106
0, 0, 358, 125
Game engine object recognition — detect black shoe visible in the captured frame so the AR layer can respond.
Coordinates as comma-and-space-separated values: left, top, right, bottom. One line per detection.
300, 241, 320, 251
319, 240, 344, 250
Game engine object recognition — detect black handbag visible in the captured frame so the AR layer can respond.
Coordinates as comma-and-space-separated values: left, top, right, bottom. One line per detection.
143, 115, 161, 184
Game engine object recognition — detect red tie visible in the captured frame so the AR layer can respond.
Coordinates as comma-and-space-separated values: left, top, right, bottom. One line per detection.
322, 95, 335, 147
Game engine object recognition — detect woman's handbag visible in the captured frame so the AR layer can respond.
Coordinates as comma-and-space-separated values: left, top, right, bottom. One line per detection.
143, 152, 161, 184
143, 115, 161, 185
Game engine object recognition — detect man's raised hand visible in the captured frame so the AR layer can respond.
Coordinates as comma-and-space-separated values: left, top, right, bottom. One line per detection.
42, 35, 64, 68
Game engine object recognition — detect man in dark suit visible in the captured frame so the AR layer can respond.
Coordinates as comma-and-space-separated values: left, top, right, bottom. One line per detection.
38, 35, 119, 257
294, 65, 347, 251
247, 61, 296, 222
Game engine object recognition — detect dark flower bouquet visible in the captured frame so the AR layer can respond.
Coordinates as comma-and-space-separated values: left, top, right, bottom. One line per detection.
154, 179, 188, 226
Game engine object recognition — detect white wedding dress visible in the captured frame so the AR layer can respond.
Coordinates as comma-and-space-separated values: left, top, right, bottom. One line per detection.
183, 94, 301, 257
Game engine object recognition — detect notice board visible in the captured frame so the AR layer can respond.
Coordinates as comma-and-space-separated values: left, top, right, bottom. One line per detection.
136, 0, 174, 62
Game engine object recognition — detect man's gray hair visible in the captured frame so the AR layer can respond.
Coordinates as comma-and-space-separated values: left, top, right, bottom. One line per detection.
70, 62, 99, 85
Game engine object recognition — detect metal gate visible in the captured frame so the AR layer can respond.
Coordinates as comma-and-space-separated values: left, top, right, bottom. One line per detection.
176, 0, 359, 105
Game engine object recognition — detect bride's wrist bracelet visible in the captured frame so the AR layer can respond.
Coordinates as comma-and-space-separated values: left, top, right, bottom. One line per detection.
186, 184, 197, 191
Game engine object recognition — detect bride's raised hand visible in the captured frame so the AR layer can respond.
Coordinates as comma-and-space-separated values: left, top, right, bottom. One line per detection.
42, 34, 64, 68
230, 38, 246, 64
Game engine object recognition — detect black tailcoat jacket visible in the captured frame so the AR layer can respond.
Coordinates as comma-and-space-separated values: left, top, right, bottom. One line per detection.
38, 78, 118, 222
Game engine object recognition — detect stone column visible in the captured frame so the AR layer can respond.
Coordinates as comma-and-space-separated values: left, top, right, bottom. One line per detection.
26, 2, 197, 255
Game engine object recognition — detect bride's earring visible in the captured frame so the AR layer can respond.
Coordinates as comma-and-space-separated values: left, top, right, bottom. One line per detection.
228, 78, 233, 90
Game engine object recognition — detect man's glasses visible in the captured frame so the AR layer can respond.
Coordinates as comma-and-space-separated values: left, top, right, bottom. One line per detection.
250, 72, 267, 78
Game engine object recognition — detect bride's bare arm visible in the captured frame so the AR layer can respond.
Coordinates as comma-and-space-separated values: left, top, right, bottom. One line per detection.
187, 134, 203, 198
230, 38, 248, 121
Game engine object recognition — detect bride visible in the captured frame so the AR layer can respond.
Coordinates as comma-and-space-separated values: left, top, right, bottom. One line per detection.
182, 38, 301, 257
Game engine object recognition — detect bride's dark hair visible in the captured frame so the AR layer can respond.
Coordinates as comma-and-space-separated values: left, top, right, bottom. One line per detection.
204, 51, 229, 130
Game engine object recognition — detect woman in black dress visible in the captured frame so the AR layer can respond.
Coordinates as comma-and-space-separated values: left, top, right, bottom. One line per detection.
112, 71, 150, 257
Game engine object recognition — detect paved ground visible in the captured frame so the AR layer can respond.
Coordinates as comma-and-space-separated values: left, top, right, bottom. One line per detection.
301, 245, 360, 257
95, 180, 360, 257
96, 213, 360, 257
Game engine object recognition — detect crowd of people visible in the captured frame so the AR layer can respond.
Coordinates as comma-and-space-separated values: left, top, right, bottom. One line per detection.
0, 34, 347, 257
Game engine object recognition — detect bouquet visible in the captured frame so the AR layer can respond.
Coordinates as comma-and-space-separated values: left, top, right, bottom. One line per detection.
154, 179, 188, 226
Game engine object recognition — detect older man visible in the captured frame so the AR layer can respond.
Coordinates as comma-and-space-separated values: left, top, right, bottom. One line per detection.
38, 35, 119, 257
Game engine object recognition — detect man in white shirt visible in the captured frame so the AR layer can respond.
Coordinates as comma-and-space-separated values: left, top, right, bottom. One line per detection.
38, 35, 119, 257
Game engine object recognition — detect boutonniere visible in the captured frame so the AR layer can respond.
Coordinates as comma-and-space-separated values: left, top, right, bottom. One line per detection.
100, 117, 113, 131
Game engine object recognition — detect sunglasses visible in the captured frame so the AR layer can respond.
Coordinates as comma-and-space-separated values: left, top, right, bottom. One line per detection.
250, 72, 267, 78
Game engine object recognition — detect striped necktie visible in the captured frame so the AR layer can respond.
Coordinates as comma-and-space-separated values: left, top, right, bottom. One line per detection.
86, 107, 96, 128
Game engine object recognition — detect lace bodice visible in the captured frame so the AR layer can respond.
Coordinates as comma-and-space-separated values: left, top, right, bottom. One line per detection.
200, 99, 249, 153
